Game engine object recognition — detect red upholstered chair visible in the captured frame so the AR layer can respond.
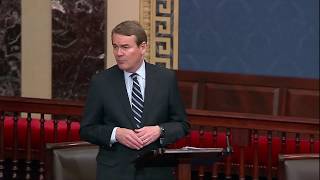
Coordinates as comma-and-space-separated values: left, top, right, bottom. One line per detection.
170, 130, 319, 166
4, 116, 81, 148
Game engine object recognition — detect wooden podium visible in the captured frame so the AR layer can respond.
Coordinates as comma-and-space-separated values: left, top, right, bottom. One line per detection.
135, 147, 227, 180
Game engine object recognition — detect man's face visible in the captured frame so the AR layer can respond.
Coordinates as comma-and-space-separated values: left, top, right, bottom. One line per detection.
112, 33, 146, 72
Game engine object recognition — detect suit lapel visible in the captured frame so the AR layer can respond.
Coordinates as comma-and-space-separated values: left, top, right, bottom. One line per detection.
113, 67, 136, 128
142, 63, 157, 125
113, 63, 158, 128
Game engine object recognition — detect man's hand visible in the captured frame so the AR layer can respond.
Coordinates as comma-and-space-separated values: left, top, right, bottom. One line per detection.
115, 128, 144, 150
135, 126, 161, 146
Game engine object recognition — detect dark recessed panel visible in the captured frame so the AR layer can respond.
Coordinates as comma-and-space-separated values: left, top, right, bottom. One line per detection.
178, 81, 199, 109
286, 89, 319, 118
204, 83, 280, 115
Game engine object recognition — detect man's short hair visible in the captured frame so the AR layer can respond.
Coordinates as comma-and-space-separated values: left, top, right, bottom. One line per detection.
111, 20, 147, 46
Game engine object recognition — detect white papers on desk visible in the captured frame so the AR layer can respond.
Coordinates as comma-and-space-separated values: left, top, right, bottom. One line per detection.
165, 146, 224, 154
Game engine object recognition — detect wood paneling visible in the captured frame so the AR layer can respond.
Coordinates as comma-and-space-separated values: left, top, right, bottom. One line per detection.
285, 89, 319, 118
176, 70, 319, 118
203, 83, 279, 115
177, 82, 198, 109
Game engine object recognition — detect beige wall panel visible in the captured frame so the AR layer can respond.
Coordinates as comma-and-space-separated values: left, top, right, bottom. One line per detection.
20, 0, 140, 98
106, 0, 140, 68
21, 0, 51, 99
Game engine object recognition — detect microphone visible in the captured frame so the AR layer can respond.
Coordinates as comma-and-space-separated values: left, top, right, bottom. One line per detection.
159, 125, 165, 150
225, 133, 233, 154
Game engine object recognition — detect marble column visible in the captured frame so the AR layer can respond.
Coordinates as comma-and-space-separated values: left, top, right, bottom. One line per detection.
0, 0, 21, 96
52, 0, 105, 100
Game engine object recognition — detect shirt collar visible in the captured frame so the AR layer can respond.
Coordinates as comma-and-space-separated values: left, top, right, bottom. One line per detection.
124, 60, 146, 80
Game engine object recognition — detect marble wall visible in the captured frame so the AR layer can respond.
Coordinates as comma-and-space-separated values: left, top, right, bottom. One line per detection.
52, 0, 105, 100
0, 0, 21, 96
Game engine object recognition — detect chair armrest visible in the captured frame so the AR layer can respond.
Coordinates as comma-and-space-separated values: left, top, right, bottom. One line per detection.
278, 153, 320, 180
45, 141, 98, 180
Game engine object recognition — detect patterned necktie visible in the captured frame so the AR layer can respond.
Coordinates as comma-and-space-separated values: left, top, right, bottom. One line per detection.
130, 73, 144, 128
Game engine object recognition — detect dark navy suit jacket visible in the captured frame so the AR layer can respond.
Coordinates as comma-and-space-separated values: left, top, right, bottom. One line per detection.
80, 62, 189, 180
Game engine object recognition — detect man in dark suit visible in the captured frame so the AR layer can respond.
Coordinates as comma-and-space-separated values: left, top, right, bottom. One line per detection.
80, 20, 189, 180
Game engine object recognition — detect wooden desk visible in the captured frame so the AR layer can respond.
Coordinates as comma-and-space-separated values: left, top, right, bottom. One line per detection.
136, 147, 226, 180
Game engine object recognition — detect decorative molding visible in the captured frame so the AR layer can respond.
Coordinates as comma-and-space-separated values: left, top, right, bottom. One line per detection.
140, 0, 179, 69
139, 0, 152, 61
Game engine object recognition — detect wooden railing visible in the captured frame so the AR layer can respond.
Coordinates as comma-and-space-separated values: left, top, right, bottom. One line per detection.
0, 96, 319, 180
186, 110, 319, 179
0, 96, 83, 180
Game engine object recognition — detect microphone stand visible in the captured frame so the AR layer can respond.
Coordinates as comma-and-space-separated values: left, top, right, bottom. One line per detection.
224, 134, 233, 155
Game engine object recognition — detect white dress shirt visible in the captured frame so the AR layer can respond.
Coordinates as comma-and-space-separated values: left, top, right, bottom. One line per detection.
110, 61, 146, 145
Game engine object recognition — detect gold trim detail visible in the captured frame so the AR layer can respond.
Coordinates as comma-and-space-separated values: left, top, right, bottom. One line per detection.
140, 0, 179, 69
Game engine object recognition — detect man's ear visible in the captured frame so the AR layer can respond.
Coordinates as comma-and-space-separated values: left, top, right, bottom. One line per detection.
140, 42, 147, 54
